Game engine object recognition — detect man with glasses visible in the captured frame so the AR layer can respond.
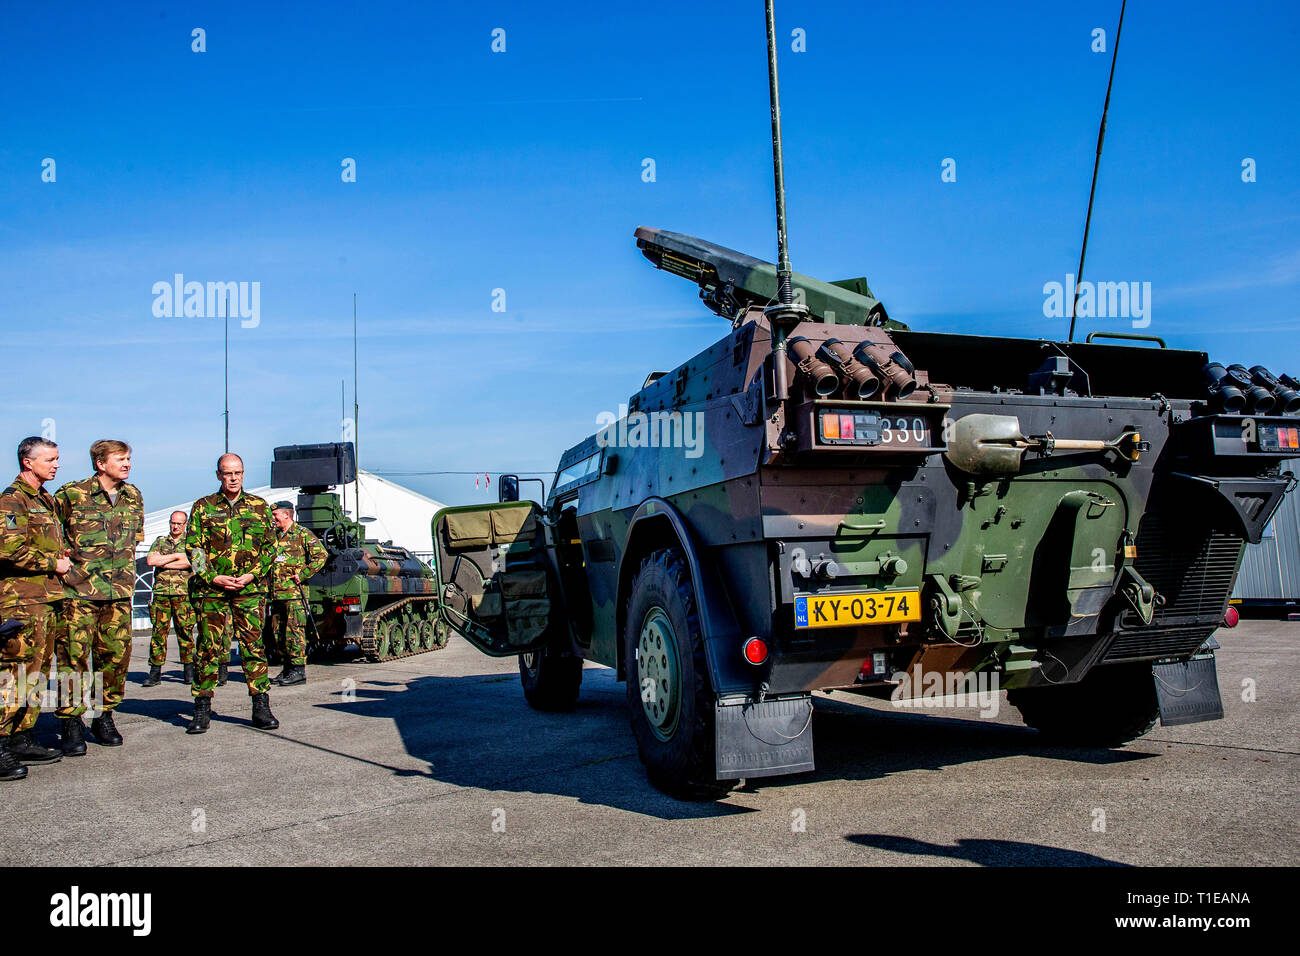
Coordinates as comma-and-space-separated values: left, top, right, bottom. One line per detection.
183, 453, 279, 734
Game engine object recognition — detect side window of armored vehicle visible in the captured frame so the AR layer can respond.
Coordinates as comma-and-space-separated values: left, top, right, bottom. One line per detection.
436, 506, 554, 655
555, 450, 602, 492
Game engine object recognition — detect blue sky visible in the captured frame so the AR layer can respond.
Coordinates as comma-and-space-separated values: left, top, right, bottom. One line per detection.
1, 0, 1297, 508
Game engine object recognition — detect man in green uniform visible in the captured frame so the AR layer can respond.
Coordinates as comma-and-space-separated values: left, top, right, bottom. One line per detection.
53, 439, 144, 749
0, 437, 71, 777
184, 452, 279, 734
265, 501, 328, 687
143, 510, 196, 686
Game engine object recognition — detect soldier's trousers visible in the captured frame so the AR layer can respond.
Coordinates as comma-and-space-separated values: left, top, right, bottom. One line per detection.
194, 592, 268, 698
265, 596, 309, 666
149, 595, 196, 666
0, 602, 55, 737
57, 599, 131, 717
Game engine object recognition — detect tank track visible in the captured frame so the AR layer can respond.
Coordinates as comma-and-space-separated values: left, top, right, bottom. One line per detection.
358, 595, 450, 662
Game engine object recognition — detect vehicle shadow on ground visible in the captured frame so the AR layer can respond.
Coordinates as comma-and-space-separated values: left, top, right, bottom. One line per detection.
845, 833, 1131, 866
289, 665, 1159, 820
751, 692, 1160, 793
304, 667, 756, 820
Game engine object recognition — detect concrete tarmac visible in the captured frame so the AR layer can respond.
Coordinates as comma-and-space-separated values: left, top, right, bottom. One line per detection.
2, 619, 1295, 866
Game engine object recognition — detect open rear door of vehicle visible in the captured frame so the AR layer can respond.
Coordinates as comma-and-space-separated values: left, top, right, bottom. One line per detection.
431, 502, 560, 656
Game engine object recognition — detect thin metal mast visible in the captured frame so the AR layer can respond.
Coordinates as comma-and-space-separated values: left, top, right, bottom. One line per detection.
341, 378, 348, 519
767, 0, 793, 305
353, 294, 360, 523
763, 0, 806, 401
223, 294, 229, 453
1069, 0, 1127, 342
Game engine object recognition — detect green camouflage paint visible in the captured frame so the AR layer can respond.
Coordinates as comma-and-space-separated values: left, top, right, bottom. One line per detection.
56, 598, 131, 716
193, 592, 268, 698
53, 476, 143, 601
148, 595, 195, 667
185, 490, 276, 592
147, 533, 192, 596
270, 521, 327, 599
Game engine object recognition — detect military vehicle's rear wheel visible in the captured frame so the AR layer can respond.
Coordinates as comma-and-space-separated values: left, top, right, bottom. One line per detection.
1009, 661, 1160, 746
623, 547, 737, 800
519, 642, 582, 712
374, 620, 393, 659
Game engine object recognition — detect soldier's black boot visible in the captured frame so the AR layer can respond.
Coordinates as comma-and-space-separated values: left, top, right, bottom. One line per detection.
186, 697, 211, 735
250, 693, 279, 730
269, 663, 292, 685
217, 662, 228, 686
90, 712, 123, 747
7, 730, 62, 764
0, 739, 28, 781
278, 665, 306, 687
182, 663, 195, 685
142, 665, 162, 687
60, 717, 87, 756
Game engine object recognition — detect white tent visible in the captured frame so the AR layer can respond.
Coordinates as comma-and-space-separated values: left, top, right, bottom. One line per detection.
133, 470, 446, 624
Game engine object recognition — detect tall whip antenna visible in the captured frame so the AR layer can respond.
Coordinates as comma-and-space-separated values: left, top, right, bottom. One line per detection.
223, 293, 229, 453
1069, 0, 1126, 342
340, 378, 348, 519
763, 0, 808, 400
353, 294, 361, 525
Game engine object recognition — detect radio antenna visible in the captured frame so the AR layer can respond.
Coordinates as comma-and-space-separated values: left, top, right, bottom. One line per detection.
353, 293, 361, 525
1069, 0, 1126, 342
340, 378, 348, 519
763, 0, 808, 400
223, 293, 230, 453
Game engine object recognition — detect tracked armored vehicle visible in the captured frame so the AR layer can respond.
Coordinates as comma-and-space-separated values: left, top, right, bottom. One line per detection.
426, 5, 1297, 798
271, 443, 447, 662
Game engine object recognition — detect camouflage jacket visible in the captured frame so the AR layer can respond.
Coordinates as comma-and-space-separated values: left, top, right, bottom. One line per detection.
186, 490, 276, 596
270, 521, 329, 599
54, 475, 144, 602
0, 475, 67, 610
148, 533, 192, 596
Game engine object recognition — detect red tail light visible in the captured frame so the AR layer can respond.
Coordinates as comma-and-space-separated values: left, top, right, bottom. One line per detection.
743, 637, 768, 665
1224, 605, 1239, 628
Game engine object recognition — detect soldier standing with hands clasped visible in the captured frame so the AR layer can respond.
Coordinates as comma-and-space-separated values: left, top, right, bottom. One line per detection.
143, 510, 196, 686
266, 501, 327, 687
0, 437, 72, 779
184, 452, 279, 734
53, 439, 144, 751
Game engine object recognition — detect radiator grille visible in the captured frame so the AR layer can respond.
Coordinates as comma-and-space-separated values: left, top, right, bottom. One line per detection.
1102, 513, 1244, 663
1132, 514, 1244, 622
1104, 628, 1216, 663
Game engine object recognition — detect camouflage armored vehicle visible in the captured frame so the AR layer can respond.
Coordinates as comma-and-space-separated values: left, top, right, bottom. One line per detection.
426, 9, 1297, 798
270, 443, 448, 662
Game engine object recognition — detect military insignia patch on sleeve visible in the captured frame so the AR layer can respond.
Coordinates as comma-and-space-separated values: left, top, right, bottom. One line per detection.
4, 514, 17, 530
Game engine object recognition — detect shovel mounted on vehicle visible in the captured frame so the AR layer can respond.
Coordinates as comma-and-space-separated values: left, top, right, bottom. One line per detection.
945, 413, 1149, 476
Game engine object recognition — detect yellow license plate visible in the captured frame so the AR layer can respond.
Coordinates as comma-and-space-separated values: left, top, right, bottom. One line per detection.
794, 590, 920, 629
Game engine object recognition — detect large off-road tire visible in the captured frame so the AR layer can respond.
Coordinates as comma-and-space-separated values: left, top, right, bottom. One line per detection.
519, 643, 583, 712
1009, 661, 1160, 747
623, 547, 738, 800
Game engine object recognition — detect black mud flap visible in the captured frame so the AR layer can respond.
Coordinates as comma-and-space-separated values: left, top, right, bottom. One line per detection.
715, 695, 815, 780
1153, 656, 1224, 727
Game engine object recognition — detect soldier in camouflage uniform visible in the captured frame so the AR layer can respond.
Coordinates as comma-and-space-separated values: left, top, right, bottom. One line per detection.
53, 439, 144, 750
266, 501, 328, 687
184, 452, 279, 734
0, 437, 72, 778
143, 510, 196, 686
